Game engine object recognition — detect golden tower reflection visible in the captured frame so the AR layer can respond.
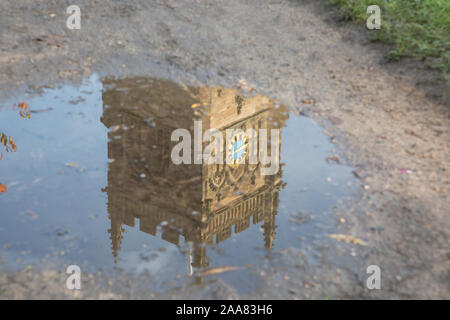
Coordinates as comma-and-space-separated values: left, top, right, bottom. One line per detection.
101, 77, 289, 268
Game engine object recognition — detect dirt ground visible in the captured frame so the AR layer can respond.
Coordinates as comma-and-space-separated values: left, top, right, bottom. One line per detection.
0, 0, 448, 299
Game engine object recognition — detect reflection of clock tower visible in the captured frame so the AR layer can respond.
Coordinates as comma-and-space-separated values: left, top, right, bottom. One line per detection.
101, 77, 289, 268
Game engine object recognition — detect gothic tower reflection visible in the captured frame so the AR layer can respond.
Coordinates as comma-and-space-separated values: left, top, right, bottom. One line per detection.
101, 77, 289, 268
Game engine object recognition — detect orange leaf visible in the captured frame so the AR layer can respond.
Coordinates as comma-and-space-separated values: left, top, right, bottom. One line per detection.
18, 102, 28, 110
1, 133, 6, 147
0, 184, 6, 193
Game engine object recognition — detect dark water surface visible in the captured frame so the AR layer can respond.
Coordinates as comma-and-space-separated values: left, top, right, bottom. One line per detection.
0, 75, 355, 292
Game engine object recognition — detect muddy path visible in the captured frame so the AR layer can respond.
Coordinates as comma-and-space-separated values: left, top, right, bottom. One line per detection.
0, 0, 449, 299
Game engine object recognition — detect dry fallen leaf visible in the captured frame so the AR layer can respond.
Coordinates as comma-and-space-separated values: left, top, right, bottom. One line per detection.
330, 234, 369, 246
325, 155, 341, 164
301, 99, 316, 104
200, 266, 241, 276
110, 125, 121, 133
0, 183, 6, 193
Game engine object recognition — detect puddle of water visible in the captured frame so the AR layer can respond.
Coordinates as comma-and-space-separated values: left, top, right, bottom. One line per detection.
0, 75, 355, 292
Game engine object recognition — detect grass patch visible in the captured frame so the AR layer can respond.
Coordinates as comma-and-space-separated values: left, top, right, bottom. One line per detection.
328, 0, 450, 75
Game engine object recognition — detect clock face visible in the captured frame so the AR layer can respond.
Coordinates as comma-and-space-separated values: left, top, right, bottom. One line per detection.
227, 132, 248, 164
